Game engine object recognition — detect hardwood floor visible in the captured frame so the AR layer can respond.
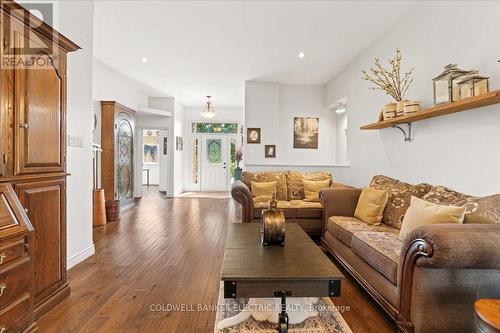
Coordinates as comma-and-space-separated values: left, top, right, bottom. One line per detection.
37, 187, 395, 333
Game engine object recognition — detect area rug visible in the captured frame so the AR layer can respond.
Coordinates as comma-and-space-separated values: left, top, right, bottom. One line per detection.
214, 283, 352, 333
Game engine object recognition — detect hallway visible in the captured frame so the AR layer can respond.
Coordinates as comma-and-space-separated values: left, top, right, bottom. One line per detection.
37, 191, 393, 332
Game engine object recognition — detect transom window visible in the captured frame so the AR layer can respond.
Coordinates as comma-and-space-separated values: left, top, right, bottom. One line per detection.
191, 122, 238, 134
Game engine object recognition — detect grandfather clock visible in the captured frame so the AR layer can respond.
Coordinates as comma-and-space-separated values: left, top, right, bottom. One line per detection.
100, 101, 136, 221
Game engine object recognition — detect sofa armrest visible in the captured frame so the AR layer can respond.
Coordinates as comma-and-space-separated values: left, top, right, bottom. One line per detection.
231, 181, 254, 222
398, 224, 500, 327
320, 188, 362, 218
401, 224, 500, 269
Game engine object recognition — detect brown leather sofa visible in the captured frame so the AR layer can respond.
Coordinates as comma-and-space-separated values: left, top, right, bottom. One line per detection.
231, 171, 349, 236
320, 175, 500, 333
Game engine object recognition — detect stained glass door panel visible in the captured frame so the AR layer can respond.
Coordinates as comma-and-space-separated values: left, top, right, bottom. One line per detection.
117, 118, 133, 200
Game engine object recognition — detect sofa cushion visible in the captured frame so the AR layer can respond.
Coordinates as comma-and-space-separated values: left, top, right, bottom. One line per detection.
399, 196, 466, 241
370, 175, 432, 230
351, 231, 402, 284
422, 186, 500, 224
354, 187, 389, 225
327, 216, 398, 247
253, 200, 322, 219
286, 171, 332, 200
250, 181, 276, 203
241, 171, 288, 201
303, 179, 331, 202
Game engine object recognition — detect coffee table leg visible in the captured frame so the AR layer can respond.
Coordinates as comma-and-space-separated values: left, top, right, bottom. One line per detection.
277, 291, 289, 333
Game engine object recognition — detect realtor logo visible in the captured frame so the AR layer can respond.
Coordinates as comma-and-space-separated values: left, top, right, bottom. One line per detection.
2, 1, 57, 69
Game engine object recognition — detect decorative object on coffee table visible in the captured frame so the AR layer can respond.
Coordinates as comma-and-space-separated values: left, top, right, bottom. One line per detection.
362, 49, 416, 120
264, 145, 276, 158
221, 223, 343, 333
293, 117, 319, 149
474, 299, 500, 333
247, 128, 261, 144
261, 193, 285, 246
458, 70, 490, 100
432, 64, 470, 104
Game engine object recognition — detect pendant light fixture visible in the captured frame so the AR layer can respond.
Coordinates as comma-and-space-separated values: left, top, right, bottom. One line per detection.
201, 95, 216, 119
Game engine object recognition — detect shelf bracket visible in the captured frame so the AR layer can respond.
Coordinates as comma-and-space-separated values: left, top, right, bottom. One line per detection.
391, 123, 412, 142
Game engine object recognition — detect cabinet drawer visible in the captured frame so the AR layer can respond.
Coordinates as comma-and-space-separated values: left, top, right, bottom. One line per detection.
0, 295, 30, 333
0, 260, 30, 309
0, 239, 26, 268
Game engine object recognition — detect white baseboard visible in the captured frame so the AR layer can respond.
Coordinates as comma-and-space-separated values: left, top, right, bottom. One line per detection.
67, 244, 95, 270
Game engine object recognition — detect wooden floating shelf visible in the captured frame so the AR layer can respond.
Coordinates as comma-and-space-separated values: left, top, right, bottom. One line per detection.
360, 89, 500, 130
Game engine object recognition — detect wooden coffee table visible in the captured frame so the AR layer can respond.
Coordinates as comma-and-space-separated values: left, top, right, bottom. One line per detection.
221, 223, 344, 332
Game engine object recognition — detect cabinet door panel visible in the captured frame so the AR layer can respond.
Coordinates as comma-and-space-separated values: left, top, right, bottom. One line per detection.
13, 30, 64, 175
16, 179, 65, 303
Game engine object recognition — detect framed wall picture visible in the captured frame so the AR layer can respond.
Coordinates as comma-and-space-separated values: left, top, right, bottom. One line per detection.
264, 145, 276, 158
293, 117, 319, 149
247, 128, 261, 144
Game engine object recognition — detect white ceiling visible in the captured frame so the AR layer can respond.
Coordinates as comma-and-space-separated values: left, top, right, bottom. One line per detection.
94, 1, 417, 107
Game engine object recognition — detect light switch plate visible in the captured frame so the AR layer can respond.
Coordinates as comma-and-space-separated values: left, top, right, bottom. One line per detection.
68, 134, 84, 147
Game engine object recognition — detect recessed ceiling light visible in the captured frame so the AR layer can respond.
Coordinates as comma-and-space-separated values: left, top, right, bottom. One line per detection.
298, 52, 305, 59
141, 57, 148, 63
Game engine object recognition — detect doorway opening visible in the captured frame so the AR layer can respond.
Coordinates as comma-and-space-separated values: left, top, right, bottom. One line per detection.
141, 128, 169, 193
189, 122, 239, 192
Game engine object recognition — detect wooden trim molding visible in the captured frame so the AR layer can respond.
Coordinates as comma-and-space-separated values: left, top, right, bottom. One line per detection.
397, 238, 433, 332
1, 1, 81, 52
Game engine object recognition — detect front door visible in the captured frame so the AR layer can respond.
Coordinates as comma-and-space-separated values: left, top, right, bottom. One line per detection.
201, 135, 228, 191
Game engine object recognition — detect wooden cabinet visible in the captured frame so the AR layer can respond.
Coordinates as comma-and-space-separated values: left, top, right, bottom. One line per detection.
100, 101, 136, 221
0, 183, 36, 332
0, 0, 79, 327
15, 179, 68, 317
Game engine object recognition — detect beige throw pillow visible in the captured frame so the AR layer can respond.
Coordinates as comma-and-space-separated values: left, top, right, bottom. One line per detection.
303, 179, 330, 202
354, 187, 389, 225
399, 196, 466, 241
251, 181, 277, 203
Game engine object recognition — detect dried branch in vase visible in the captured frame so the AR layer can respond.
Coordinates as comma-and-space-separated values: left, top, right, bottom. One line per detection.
362, 49, 415, 101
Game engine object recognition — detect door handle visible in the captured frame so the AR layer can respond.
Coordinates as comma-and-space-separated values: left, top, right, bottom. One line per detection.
19, 123, 29, 129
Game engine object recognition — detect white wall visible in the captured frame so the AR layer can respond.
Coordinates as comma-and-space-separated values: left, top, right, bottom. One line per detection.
92, 59, 149, 145
243, 82, 350, 182
173, 100, 185, 195
59, 1, 95, 269
324, 1, 500, 196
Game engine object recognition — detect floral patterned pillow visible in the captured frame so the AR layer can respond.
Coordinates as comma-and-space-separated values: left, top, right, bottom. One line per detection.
370, 175, 432, 229
422, 186, 500, 224
286, 171, 332, 200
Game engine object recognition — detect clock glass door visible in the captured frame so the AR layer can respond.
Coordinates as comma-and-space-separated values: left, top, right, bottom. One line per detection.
116, 115, 134, 202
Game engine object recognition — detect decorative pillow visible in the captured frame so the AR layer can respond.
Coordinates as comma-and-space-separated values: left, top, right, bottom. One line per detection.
370, 175, 432, 229
303, 179, 331, 202
354, 187, 389, 225
250, 181, 276, 203
241, 172, 288, 200
422, 186, 500, 224
286, 171, 332, 200
399, 196, 466, 241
